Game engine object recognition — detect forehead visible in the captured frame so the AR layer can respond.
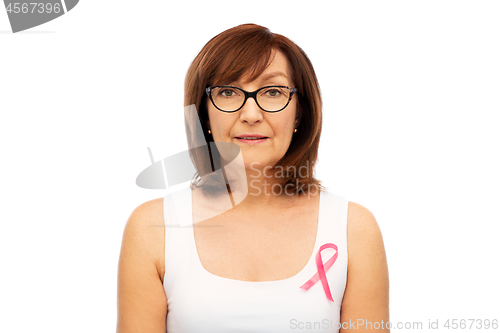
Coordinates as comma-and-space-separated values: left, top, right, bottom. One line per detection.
239, 50, 291, 84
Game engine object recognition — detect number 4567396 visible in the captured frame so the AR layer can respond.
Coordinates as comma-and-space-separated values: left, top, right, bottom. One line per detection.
6, 3, 61, 14
444, 319, 498, 330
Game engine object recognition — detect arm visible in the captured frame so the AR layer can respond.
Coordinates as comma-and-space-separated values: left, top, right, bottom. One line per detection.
116, 198, 167, 333
340, 202, 390, 333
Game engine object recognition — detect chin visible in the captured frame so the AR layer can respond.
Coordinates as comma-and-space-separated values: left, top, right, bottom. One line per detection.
243, 159, 266, 169
245, 158, 277, 170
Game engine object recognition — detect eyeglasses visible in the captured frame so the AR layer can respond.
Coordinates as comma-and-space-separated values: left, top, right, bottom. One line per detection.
206, 85, 297, 113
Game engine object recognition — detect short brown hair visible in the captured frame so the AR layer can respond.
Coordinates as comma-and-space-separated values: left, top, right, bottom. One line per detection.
184, 23, 325, 195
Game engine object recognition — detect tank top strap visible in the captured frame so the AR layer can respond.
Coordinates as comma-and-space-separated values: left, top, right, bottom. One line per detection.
163, 185, 193, 296
315, 190, 349, 304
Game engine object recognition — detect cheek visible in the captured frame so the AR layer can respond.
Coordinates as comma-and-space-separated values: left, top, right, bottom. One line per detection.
285, 106, 299, 131
271, 119, 295, 141
206, 103, 216, 126
207, 105, 220, 130
207, 107, 233, 139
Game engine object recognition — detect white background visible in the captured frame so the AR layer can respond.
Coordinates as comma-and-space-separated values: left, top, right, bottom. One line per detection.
1, 1, 499, 332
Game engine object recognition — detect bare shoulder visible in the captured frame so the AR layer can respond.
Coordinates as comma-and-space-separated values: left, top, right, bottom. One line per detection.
121, 197, 165, 277
117, 197, 167, 333
347, 201, 384, 244
340, 201, 389, 332
346, 201, 387, 272
128, 197, 164, 222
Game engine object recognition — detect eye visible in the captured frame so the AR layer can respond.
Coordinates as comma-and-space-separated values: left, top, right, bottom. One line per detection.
262, 87, 284, 98
268, 89, 280, 97
217, 88, 238, 97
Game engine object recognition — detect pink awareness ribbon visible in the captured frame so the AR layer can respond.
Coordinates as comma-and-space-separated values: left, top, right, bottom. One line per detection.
300, 243, 339, 302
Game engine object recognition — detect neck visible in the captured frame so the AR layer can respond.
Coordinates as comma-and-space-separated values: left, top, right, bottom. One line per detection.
222, 160, 293, 210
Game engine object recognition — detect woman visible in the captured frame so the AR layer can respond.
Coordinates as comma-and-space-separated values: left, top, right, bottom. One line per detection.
117, 24, 389, 332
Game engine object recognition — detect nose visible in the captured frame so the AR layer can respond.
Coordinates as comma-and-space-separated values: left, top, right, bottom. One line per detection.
239, 96, 263, 125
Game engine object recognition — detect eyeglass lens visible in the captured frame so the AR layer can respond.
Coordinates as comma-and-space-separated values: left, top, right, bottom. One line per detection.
211, 86, 292, 112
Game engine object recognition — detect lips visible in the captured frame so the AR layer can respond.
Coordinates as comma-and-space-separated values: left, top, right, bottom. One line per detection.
235, 134, 269, 140
235, 135, 269, 144
235, 137, 269, 140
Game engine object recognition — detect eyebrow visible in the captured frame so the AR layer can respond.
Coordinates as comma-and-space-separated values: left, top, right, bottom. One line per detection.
228, 71, 290, 86
259, 71, 289, 82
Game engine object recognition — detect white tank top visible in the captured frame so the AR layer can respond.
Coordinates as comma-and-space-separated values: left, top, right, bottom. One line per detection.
162, 185, 349, 333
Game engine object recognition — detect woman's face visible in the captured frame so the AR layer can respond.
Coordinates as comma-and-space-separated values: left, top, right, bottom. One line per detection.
207, 50, 299, 172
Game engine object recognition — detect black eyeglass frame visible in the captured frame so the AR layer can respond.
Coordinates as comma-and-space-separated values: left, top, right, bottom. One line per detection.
205, 85, 298, 113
